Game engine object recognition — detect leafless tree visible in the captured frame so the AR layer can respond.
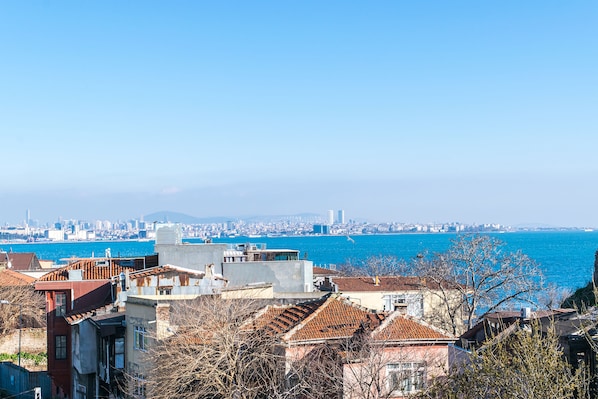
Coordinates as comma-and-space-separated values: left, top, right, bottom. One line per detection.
0, 284, 46, 336
288, 343, 345, 399
416, 321, 590, 399
413, 234, 543, 335
339, 255, 409, 277
289, 330, 448, 399
125, 296, 290, 399
539, 282, 573, 310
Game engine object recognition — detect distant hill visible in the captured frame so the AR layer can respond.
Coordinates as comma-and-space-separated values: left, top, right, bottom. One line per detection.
143, 211, 323, 224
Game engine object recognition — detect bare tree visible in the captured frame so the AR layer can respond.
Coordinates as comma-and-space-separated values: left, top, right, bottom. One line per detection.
339, 255, 409, 277
413, 234, 543, 335
127, 296, 289, 399
417, 321, 590, 399
538, 283, 573, 310
0, 284, 46, 336
289, 330, 448, 399
289, 343, 345, 399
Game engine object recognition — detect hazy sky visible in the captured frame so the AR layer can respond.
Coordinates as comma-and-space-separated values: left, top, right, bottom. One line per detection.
1, 1, 597, 227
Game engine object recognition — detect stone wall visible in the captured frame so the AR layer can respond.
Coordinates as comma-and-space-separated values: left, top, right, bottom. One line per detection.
0, 328, 46, 354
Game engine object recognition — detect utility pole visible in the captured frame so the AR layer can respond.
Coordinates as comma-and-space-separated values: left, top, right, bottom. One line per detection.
0, 300, 23, 396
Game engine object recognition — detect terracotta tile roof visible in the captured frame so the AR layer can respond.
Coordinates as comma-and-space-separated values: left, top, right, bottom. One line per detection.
37, 258, 135, 281
287, 296, 385, 342
250, 294, 386, 342
0, 252, 39, 271
332, 276, 442, 292
373, 311, 453, 341
313, 266, 339, 276
252, 299, 325, 336
0, 269, 36, 286
128, 264, 226, 281
64, 303, 121, 325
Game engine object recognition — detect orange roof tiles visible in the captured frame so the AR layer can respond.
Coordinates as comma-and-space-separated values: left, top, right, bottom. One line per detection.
128, 264, 226, 281
0, 252, 40, 271
251, 294, 386, 342
373, 312, 453, 341
64, 303, 122, 325
37, 259, 135, 282
332, 276, 442, 292
287, 297, 385, 342
313, 266, 338, 276
250, 294, 456, 344
251, 298, 326, 335
0, 269, 36, 286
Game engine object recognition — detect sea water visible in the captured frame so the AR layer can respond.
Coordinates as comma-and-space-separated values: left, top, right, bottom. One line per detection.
2, 231, 597, 292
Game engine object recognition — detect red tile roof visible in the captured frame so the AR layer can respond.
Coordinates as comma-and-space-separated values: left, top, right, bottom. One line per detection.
250, 294, 386, 342
37, 259, 134, 281
129, 264, 226, 281
332, 276, 442, 292
0, 252, 40, 271
251, 299, 325, 335
313, 266, 338, 276
0, 269, 36, 286
373, 311, 453, 341
287, 296, 385, 342
64, 303, 122, 325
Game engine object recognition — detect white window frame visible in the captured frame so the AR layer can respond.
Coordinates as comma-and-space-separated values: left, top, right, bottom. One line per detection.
382, 293, 424, 317
387, 362, 426, 394
134, 326, 148, 351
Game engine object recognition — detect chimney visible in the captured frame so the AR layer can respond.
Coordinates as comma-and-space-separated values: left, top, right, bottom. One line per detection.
395, 304, 408, 314
374, 276, 380, 286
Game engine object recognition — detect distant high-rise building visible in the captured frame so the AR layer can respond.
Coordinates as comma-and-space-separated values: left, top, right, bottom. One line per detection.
337, 209, 345, 224
25, 209, 31, 225
313, 224, 330, 235
327, 210, 334, 225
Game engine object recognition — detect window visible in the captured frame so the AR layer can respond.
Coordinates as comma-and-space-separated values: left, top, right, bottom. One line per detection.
134, 326, 147, 351
387, 362, 426, 394
55, 335, 67, 360
158, 287, 172, 295
115, 337, 125, 369
55, 292, 67, 316
133, 372, 146, 398
382, 293, 424, 317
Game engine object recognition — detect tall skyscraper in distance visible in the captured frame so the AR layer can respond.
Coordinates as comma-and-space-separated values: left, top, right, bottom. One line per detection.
327, 210, 334, 225
337, 209, 345, 224
25, 209, 31, 226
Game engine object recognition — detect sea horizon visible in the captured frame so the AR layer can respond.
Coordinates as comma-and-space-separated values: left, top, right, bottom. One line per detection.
2, 230, 597, 295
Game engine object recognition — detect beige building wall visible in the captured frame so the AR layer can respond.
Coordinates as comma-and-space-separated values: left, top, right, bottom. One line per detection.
341, 291, 386, 310
222, 284, 274, 299
125, 296, 176, 388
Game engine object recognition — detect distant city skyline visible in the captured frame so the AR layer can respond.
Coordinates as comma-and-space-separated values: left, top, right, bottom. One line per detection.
1, 2, 597, 228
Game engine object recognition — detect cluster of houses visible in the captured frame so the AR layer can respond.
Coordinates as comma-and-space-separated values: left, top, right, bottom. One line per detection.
1, 229, 598, 398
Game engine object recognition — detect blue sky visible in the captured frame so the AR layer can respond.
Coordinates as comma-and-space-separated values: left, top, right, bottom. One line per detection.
1, 1, 597, 227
